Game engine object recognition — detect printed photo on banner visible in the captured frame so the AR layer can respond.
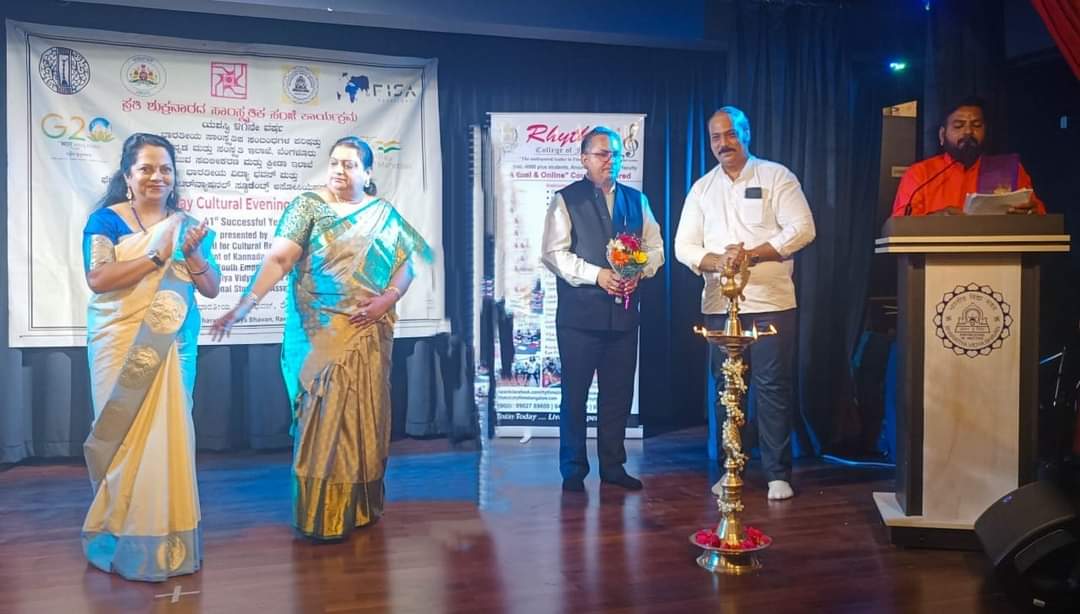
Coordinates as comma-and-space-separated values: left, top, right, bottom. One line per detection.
487, 112, 646, 437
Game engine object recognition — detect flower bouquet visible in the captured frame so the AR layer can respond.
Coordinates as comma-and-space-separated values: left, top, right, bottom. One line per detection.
605, 232, 648, 310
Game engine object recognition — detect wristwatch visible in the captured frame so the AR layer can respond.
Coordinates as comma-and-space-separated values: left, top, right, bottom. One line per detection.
147, 248, 165, 267
747, 252, 761, 267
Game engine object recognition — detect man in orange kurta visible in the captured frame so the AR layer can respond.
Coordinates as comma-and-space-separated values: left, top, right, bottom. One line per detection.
891, 99, 1046, 217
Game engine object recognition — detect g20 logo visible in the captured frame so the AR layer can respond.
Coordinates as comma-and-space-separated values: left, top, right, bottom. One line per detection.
40, 114, 115, 143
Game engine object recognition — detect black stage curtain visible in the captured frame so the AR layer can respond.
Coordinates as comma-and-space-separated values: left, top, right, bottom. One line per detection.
713, 1, 885, 455
923, 0, 1009, 156
0, 0, 884, 463
429, 26, 729, 438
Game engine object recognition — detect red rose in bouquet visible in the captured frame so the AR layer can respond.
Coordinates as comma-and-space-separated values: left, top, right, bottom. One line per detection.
605, 232, 648, 310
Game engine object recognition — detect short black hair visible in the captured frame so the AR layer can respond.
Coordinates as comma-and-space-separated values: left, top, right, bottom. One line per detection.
940, 96, 987, 128
580, 126, 621, 155
710, 106, 752, 147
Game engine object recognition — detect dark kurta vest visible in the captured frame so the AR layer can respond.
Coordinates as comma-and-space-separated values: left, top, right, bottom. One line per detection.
555, 178, 645, 331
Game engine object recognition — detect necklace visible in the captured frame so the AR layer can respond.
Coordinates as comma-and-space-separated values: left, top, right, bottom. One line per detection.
129, 200, 166, 233
129, 201, 148, 233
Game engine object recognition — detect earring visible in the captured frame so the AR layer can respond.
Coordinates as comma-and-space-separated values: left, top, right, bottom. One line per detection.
126, 186, 133, 201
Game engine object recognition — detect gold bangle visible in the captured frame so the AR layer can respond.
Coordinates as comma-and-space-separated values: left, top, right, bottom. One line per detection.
384, 285, 403, 299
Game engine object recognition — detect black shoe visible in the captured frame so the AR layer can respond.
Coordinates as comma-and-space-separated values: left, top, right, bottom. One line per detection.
600, 472, 643, 491
562, 477, 586, 492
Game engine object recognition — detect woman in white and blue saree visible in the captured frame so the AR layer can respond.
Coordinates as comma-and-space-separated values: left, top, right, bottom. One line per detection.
81, 133, 220, 581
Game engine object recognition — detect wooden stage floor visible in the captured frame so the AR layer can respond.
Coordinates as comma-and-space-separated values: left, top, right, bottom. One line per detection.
0, 428, 1020, 613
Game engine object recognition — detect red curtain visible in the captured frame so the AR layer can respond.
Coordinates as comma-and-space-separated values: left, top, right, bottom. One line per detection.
1031, 0, 1080, 80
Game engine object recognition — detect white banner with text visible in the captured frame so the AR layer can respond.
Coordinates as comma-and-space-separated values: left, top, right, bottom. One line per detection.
488, 112, 645, 438
6, 20, 445, 347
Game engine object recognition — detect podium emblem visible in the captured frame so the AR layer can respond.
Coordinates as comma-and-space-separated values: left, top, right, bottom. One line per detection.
933, 283, 1012, 357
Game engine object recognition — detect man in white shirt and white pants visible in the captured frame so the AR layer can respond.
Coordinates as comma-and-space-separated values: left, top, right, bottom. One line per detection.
674, 107, 815, 501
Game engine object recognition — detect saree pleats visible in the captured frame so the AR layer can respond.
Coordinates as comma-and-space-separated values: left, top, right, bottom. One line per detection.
292, 321, 393, 539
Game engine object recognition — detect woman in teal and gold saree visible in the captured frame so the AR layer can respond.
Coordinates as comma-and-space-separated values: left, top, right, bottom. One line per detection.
82, 133, 220, 581
211, 136, 431, 541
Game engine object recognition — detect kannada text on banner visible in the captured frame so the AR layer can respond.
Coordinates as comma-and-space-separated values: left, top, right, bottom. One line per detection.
6, 21, 444, 347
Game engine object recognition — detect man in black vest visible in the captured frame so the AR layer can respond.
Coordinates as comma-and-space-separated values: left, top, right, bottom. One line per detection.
541, 126, 664, 492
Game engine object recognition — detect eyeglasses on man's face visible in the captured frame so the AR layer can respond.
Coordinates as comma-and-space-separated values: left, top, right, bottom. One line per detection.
584, 150, 623, 161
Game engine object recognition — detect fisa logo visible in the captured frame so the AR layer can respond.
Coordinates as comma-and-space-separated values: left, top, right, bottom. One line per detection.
122, 55, 166, 97
283, 65, 318, 104
337, 72, 369, 103
39, 47, 91, 95
337, 72, 419, 103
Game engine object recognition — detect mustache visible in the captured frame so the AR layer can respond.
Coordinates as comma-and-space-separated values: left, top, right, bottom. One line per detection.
718, 146, 737, 154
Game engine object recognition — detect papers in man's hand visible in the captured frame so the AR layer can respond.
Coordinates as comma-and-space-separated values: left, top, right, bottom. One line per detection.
962, 189, 1033, 215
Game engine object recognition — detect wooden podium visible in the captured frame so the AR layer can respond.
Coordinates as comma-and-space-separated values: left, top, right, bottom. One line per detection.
872, 215, 1070, 549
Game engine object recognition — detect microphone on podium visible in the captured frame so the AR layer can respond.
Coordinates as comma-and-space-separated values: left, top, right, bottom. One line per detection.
902, 158, 960, 216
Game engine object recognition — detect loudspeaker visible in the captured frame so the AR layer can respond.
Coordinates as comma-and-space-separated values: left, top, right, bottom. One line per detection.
974, 481, 1080, 612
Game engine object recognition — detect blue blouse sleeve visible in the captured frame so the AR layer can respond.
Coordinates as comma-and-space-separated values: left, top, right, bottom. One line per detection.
83, 207, 132, 243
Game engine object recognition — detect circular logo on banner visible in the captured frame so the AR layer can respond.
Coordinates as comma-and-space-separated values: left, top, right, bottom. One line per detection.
87, 117, 115, 143
499, 124, 518, 153
933, 283, 1012, 357
283, 65, 318, 104
121, 55, 166, 97
39, 47, 91, 95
